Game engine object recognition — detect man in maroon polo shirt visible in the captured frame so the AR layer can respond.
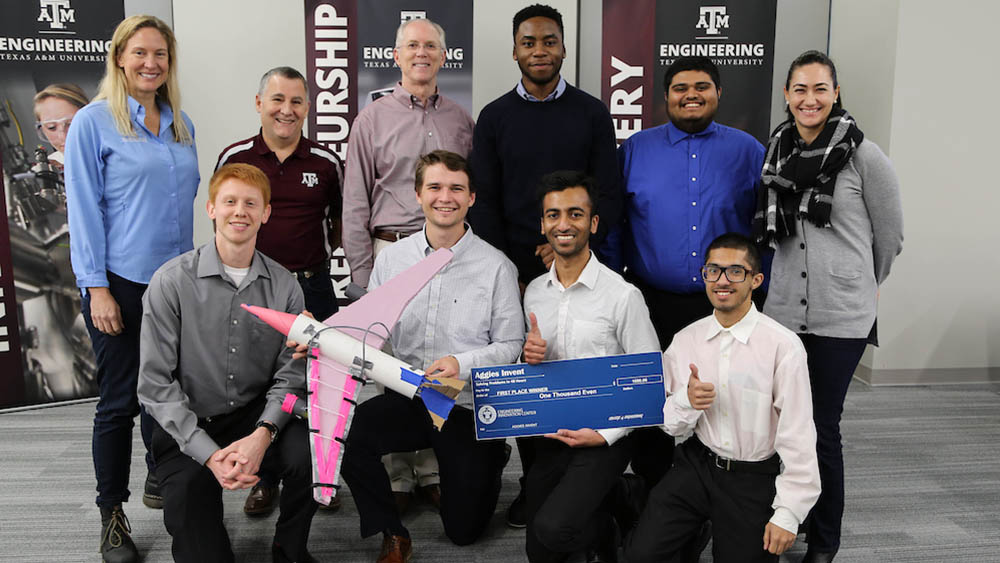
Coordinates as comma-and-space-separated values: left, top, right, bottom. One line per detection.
216, 65, 343, 516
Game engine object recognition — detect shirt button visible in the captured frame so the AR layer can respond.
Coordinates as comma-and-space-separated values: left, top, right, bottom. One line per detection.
230, 347, 237, 353
800, 324, 807, 331
228, 374, 235, 380
691, 252, 697, 257
691, 201, 697, 206
229, 401, 235, 406
691, 177, 697, 181
801, 272, 807, 278
692, 226, 697, 231
799, 242, 806, 250
428, 131, 433, 137
232, 319, 238, 325
691, 154, 697, 158
800, 299, 807, 306
692, 276, 698, 282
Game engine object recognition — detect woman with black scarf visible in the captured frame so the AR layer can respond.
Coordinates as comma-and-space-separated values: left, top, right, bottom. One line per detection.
753, 51, 904, 563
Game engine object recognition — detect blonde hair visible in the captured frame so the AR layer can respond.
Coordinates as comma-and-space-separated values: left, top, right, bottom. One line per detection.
33, 83, 89, 119
95, 15, 192, 144
210, 163, 272, 206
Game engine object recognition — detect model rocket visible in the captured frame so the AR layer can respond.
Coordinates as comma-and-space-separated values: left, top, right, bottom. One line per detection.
242, 303, 464, 428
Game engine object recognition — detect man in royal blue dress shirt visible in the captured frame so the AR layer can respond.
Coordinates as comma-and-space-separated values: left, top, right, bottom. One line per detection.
602, 58, 765, 558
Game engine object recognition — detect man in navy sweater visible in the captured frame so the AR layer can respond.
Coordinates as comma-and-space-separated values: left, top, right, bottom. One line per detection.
468, 3, 623, 530
469, 4, 622, 290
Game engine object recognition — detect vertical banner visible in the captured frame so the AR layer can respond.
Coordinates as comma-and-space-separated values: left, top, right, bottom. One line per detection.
304, 0, 474, 303
603, 0, 777, 144
602, 0, 657, 146
0, 0, 125, 408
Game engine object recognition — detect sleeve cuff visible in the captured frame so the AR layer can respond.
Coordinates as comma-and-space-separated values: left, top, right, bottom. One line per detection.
768, 506, 799, 535
261, 400, 293, 432
597, 427, 630, 446
673, 387, 697, 411
452, 352, 473, 380
182, 428, 221, 466
78, 275, 109, 289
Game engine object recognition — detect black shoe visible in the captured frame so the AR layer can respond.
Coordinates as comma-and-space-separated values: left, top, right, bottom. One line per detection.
506, 490, 527, 528
679, 520, 711, 563
99, 505, 139, 563
585, 518, 619, 563
802, 549, 837, 563
612, 473, 647, 538
142, 472, 163, 509
272, 542, 319, 563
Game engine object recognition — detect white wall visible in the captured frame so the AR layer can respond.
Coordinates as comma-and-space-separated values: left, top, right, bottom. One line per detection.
856, 1, 1000, 377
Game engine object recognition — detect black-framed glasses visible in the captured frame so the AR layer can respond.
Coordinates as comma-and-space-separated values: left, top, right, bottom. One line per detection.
701, 264, 753, 283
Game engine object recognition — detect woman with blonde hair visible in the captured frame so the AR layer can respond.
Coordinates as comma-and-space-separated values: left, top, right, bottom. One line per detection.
33, 83, 88, 164
64, 15, 198, 562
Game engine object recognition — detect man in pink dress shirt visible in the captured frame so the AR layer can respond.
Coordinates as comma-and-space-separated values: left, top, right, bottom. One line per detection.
624, 233, 821, 563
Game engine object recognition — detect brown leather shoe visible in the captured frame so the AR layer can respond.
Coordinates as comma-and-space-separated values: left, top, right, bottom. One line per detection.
393, 491, 412, 516
244, 483, 279, 516
317, 495, 342, 512
377, 534, 412, 563
417, 484, 441, 510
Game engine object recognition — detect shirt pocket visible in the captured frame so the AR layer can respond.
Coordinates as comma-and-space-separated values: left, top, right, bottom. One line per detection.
738, 388, 773, 438
570, 319, 612, 357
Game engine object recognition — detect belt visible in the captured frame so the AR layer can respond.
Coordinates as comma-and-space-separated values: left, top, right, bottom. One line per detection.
292, 260, 330, 279
372, 228, 415, 242
687, 436, 781, 475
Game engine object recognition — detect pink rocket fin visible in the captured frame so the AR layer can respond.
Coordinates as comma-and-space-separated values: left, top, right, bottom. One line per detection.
241, 304, 296, 337
321, 247, 453, 349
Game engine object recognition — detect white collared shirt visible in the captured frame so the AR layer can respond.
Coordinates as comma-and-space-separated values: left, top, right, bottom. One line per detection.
523, 252, 660, 444
662, 304, 821, 533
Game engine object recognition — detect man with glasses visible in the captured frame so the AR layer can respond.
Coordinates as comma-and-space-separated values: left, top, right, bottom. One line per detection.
342, 17, 475, 514
623, 233, 820, 563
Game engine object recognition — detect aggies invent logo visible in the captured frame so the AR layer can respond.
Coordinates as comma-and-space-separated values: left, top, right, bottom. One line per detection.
695, 6, 730, 37
37, 0, 76, 31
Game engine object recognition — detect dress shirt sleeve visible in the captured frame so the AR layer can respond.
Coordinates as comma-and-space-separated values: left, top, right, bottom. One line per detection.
452, 258, 524, 379
64, 108, 110, 289
769, 339, 821, 530
137, 269, 220, 465
857, 142, 904, 285
661, 342, 703, 437
326, 155, 345, 251
467, 109, 508, 252
261, 277, 308, 431
343, 113, 377, 288
617, 286, 662, 355
588, 105, 624, 247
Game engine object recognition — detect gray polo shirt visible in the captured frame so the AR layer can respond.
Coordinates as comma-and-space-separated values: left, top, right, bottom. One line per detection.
138, 242, 306, 465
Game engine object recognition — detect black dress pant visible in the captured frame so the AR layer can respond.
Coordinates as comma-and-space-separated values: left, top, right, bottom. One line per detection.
525, 437, 632, 563
151, 397, 317, 563
341, 391, 507, 545
624, 438, 778, 563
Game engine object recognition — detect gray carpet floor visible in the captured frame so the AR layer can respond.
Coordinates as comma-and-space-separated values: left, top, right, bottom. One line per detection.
2, 380, 999, 562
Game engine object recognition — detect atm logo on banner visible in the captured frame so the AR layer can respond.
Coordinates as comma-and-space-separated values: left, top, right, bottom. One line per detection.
696, 6, 729, 37
37, 0, 76, 32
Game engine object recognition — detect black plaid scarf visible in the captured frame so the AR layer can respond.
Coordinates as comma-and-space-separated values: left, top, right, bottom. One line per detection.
753, 108, 864, 248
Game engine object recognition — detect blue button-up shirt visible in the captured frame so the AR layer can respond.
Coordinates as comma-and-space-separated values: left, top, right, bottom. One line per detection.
65, 97, 199, 288
604, 121, 764, 293
515, 76, 567, 102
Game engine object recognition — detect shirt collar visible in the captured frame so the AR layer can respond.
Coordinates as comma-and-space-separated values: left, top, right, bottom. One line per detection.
252, 129, 308, 158
418, 222, 474, 256
545, 250, 599, 290
127, 95, 174, 134
196, 242, 271, 286
516, 76, 567, 102
705, 303, 760, 344
392, 82, 441, 109
664, 120, 718, 145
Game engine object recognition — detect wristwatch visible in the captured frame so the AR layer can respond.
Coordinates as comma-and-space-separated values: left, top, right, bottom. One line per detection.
255, 420, 278, 443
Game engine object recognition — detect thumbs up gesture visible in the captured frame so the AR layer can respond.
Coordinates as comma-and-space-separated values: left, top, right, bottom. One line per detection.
523, 312, 547, 365
686, 364, 716, 410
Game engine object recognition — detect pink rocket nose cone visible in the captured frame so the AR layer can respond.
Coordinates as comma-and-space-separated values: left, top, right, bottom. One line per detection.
241, 304, 297, 337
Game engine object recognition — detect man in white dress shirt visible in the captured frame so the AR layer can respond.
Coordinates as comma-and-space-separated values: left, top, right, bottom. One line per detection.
624, 233, 820, 563
521, 171, 660, 563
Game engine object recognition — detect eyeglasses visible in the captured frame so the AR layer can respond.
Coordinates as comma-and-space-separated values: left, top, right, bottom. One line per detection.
701, 264, 753, 283
35, 116, 73, 143
401, 41, 441, 53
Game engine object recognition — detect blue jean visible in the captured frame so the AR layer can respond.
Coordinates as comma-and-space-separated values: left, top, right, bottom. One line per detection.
799, 334, 868, 553
82, 272, 155, 508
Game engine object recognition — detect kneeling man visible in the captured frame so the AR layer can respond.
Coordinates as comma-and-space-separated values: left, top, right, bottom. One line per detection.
522, 171, 660, 563
625, 233, 820, 563
138, 163, 317, 563
341, 150, 523, 562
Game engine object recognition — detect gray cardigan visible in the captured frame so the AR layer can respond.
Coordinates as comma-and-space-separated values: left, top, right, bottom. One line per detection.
764, 139, 903, 339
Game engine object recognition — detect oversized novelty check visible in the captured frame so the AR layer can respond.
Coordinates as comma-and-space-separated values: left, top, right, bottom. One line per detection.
471, 352, 665, 440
